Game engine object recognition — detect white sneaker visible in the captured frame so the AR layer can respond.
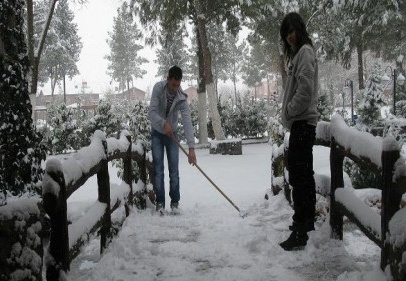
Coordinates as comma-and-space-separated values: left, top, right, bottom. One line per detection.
156, 202, 165, 216
170, 202, 180, 215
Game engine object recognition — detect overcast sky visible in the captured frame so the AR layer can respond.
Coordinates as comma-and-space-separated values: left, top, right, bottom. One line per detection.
39, 0, 158, 96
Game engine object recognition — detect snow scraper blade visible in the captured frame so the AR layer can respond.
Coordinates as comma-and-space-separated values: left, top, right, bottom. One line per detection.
172, 137, 248, 218
239, 210, 249, 218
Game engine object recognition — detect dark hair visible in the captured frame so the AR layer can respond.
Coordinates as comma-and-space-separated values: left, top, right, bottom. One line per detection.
280, 12, 313, 58
168, 65, 183, 80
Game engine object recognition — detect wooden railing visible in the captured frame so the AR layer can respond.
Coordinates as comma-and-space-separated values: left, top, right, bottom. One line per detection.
42, 130, 154, 280
269, 116, 406, 281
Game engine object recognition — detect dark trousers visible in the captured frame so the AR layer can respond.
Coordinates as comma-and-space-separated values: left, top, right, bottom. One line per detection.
287, 120, 316, 231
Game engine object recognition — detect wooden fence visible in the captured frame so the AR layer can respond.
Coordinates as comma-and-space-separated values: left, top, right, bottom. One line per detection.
42, 130, 154, 280
269, 116, 406, 281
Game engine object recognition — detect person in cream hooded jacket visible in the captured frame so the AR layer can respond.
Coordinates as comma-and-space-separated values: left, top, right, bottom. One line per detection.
279, 12, 319, 251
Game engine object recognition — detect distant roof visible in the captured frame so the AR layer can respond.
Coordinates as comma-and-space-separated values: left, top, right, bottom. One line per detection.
35, 105, 47, 111
120, 86, 146, 94
67, 103, 79, 108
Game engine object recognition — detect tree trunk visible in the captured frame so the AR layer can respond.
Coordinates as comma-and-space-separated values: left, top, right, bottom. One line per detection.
26, 0, 58, 114
196, 26, 208, 144
50, 67, 58, 102
278, 42, 287, 91
357, 43, 365, 90
233, 62, 238, 105
63, 75, 66, 104
194, 0, 225, 140
26, 0, 36, 117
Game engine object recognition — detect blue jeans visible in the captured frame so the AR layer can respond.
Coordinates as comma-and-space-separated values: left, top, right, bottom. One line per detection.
151, 130, 180, 208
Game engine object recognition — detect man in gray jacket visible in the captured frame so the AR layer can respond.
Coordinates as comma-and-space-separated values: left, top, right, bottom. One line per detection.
148, 65, 196, 215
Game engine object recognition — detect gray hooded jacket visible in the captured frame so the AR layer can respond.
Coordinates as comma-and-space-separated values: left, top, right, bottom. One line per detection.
148, 80, 195, 148
281, 44, 319, 130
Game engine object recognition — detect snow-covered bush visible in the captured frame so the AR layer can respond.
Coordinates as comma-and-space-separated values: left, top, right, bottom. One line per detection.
127, 101, 151, 150
0, 199, 43, 280
344, 159, 383, 190
356, 63, 385, 132
209, 97, 269, 139
79, 99, 123, 147
395, 100, 406, 118
175, 100, 199, 143
46, 104, 80, 154
383, 116, 406, 145
114, 101, 151, 197
268, 117, 285, 146
244, 99, 269, 138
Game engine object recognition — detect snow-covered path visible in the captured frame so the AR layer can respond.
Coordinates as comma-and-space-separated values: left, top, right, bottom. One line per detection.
67, 143, 384, 281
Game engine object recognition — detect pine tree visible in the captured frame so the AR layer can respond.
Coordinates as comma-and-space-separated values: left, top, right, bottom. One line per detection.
356, 63, 385, 131
240, 42, 265, 91
38, 0, 82, 99
207, 22, 230, 91
155, 29, 190, 79
207, 22, 245, 101
0, 0, 46, 204
106, 2, 148, 92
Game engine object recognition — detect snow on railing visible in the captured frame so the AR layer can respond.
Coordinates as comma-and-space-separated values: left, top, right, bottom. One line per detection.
329, 116, 406, 280
42, 130, 153, 280
330, 115, 382, 168
335, 188, 381, 240
62, 130, 108, 190
269, 115, 406, 281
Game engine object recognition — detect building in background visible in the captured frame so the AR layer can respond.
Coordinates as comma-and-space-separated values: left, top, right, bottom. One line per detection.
33, 86, 146, 122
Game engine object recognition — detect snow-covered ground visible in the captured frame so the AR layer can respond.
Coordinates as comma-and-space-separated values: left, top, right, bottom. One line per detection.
66, 142, 385, 281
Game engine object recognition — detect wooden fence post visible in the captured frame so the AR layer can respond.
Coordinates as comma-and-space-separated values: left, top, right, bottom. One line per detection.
123, 135, 132, 216
283, 144, 292, 205
43, 168, 69, 280
330, 137, 344, 240
98, 139, 111, 254
381, 149, 401, 271
139, 150, 148, 209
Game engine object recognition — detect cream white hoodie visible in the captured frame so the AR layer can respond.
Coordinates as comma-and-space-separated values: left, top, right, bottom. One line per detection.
281, 44, 319, 130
